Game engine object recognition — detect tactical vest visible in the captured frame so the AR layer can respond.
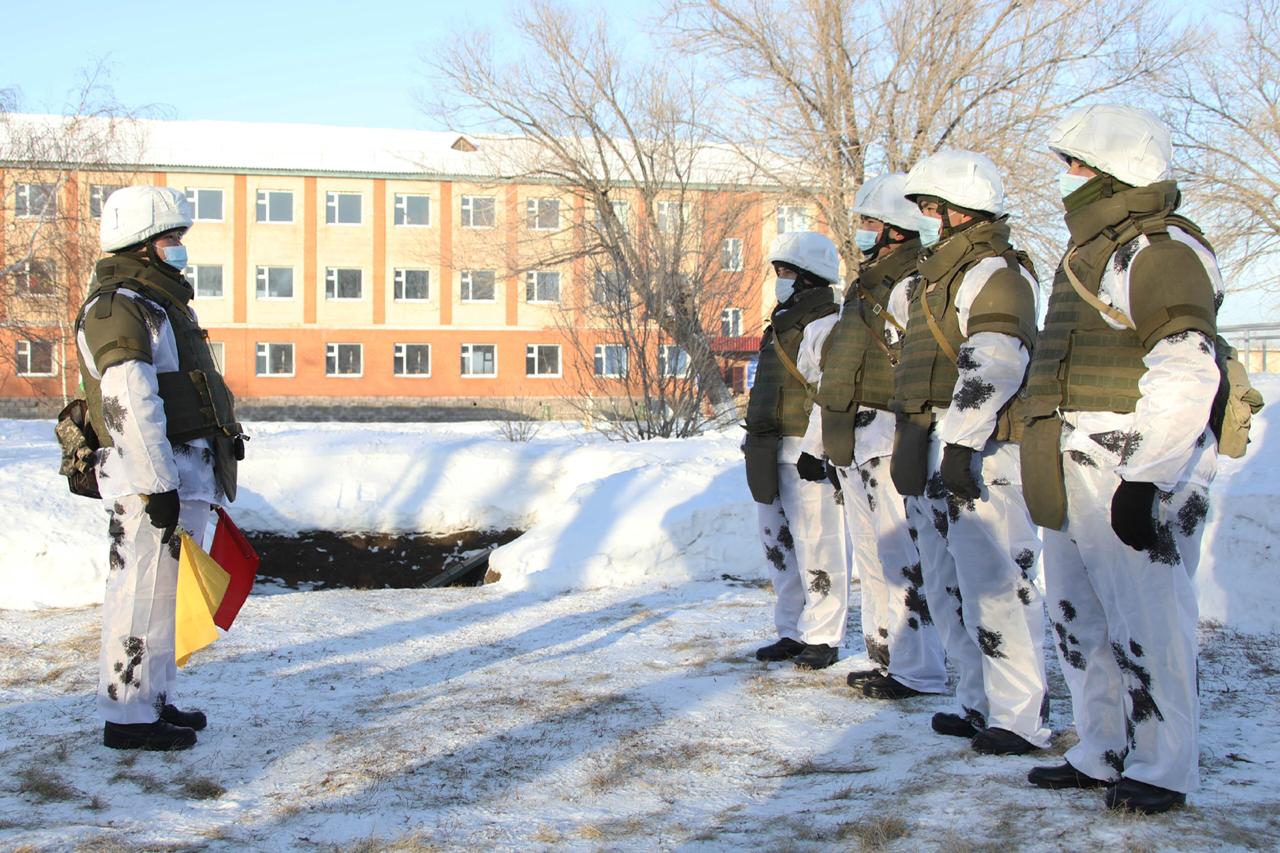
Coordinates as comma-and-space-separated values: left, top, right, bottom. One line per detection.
893, 219, 1037, 422
746, 287, 839, 437
815, 241, 919, 467
1022, 180, 1217, 418
77, 255, 242, 496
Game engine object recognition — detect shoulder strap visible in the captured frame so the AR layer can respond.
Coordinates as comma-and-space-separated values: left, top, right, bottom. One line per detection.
771, 336, 815, 394
921, 285, 959, 363
1063, 247, 1137, 331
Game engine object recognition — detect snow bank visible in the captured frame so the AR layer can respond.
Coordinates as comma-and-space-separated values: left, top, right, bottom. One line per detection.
2, 378, 1279, 632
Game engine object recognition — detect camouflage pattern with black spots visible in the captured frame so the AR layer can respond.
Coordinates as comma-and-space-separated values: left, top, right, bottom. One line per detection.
977, 626, 1007, 659
1177, 491, 1209, 537
808, 569, 831, 597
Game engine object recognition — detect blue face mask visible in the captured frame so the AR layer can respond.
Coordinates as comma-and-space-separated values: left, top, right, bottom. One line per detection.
160, 244, 188, 270
855, 228, 880, 253
917, 216, 942, 248
1059, 172, 1090, 199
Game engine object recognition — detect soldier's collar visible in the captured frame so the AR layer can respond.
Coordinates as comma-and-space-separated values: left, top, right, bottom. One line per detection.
918, 218, 1011, 282
1063, 180, 1181, 247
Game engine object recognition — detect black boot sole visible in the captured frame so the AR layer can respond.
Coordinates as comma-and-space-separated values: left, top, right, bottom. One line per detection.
1028, 764, 1109, 790
103, 727, 197, 751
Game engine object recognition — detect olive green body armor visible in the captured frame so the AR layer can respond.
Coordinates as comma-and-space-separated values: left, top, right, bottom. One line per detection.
815, 240, 920, 468
1019, 179, 1219, 530
77, 255, 243, 501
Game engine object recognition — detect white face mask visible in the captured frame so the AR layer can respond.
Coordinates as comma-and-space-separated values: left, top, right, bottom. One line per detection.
1059, 172, 1090, 199
775, 276, 796, 305
917, 215, 942, 248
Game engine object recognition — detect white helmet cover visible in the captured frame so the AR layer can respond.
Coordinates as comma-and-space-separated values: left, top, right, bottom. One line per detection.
100, 186, 193, 252
1046, 104, 1173, 187
767, 230, 841, 283
903, 150, 1005, 216
852, 173, 922, 232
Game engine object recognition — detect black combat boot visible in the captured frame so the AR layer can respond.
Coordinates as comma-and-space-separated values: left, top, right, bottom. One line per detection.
793, 643, 839, 670
972, 727, 1040, 755
103, 719, 197, 751
160, 704, 207, 731
755, 637, 805, 662
861, 674, 927, 700
1027, 761, 1110, 790
845, 668, 883, 687
931, 712, 979, 739
1105, 778, 1186, 814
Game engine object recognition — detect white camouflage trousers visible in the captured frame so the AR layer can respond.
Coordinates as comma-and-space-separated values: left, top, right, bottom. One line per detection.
906, 438, 1051, 745
838, 456, 947, 692
98, 496, 211, 724
1044, 448, 1207, 793
758, 463, 849, 647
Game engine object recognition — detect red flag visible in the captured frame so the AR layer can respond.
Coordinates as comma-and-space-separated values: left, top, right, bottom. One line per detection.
210, 507, 259, 630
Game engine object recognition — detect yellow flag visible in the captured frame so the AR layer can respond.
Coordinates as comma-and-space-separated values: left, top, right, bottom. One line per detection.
175, 530, 231, 667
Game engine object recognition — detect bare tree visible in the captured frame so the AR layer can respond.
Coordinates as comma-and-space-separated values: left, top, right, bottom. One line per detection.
1, 64, 147, 404
1168, 0, 1280, 297
666, 0, 1197, 277
426, 0, 762, 439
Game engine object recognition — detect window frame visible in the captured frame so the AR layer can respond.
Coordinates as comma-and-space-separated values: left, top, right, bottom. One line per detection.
325, 342, 364, 378
15, 182, 56, 219
525, 343, 562, 378
89, 184, 124, 220
15, 339, 56, 377
184, 264, 225, 299
776, 205, 810, 234
185, 187, 225, 222
14, 259, 57, 297
657, 200, 692, 234
207, 341, 225, 373
393, 342, 433, 378
721, 237, 744, 272
525, 197, 561, 231
524, 270, 561, 304
324, 267, 364, 301
594, 343, 628, 378
720, 307, 744, 337
325, 191, 364, 226
393, 268, 431, 302
393, 193, 431, 227
460, 195, 496, 229
255, 265, 296, 300
255, 189, 295, 224
255, 342, 295, 377
659, 344, 691, 379
459, 343, 498, 378
459, 269, 497, 303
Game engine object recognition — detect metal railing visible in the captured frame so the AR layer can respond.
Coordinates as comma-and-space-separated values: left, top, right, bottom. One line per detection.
1219, 323, 1280, 374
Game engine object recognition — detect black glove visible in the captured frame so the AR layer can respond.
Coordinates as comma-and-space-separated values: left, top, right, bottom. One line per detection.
940, 444, 981, 501
1110, 480, 1158, 551
796, 452, 827, 482
144, 490, 180, 544
825, 458, 842, 491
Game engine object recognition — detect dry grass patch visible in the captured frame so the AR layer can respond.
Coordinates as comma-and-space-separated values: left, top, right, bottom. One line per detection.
336, 834, 440, 853
109, 770, 164, 793
17, 766, 77, 802
180, 776, 226, 800
587, 737, 714, 792
837, 815, 910, 849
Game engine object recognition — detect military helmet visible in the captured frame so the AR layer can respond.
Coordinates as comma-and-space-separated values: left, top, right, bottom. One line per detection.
100, 186, 193, 252
852, 173, 924, 232
767, 230, 841, 284
1046, 104, 1172, 187
904, 150, 1005, 216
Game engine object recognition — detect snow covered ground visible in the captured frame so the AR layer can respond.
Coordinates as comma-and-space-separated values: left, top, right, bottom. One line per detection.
0, 377, 1278, 850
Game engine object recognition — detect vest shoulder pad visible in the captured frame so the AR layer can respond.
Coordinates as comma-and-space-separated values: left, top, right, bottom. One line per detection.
81, 289, 154, 372
966, 265, 1037, 350
1128, 239, 1217, 350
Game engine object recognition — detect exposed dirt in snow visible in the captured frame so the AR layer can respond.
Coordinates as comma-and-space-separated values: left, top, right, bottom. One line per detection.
0, 582, 1276, 852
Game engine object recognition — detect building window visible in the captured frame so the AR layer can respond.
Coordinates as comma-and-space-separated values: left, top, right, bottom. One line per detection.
394, 343, 431, 376
660, 345, 691, 378
657, 200, 691, 234
721, 238, 743, 272
593, 269, 628, 304
525, 271, 560, 303
777, 205, 810, 234
256, 190, 294, 223
460, 343, 497, 377
185, 188, 224, 221
460, 195, 495, 229
594, 344, 628, 378
90, 184, 123, 219
255, 266, 295, 299
325, 191, 363, 225
721, 307, 744, 337
208, 341, 225, 372
394, 193, 431, 227
15, 183, 56, 219
394, 268, 430, 301
325, 267, 363, 300
526, 344, 561, 377
14, 259, 56, 296
184, 264, 224, 299
15, 340, 55, 376
526, 198, 560, 230
255, 343, 294, 376
594, 200, 628, 232
460, 270, 496, 302
325, 343, 363, 377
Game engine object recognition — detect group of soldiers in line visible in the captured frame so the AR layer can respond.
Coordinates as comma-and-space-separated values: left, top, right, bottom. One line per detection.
745, 104, 1229, 815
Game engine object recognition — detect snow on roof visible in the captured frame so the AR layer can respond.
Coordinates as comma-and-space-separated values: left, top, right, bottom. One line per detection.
0, 113, 785, 187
